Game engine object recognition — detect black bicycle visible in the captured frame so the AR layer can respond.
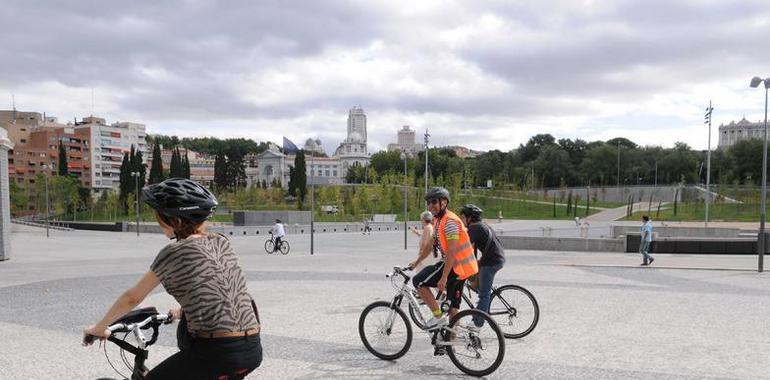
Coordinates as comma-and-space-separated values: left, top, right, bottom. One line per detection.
84, 307, 172, 380
409, 280, 539, 339
264, 232, 290, 255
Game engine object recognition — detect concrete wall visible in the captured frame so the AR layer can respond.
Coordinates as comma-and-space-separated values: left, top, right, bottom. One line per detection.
529, 185, 680, 203
499, 235, 624, 252
610, 225, 742, 239
626, 233, 769, 254
123, 221, 413, 236
232, 210, 311, 226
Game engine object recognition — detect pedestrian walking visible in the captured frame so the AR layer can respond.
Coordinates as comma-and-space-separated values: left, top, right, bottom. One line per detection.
640, 215, 654, 266
363, 218, 372, 235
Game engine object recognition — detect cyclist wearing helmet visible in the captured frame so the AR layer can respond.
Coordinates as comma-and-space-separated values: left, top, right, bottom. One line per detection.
84, 178, 262, 379
411, 187, 478, 330
459, 204, 506, 327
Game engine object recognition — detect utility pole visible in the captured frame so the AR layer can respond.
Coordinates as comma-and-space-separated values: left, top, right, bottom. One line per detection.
310, 152, 314, 256
44, 164, 50, 238
402, 152, 408, 250
704, 101, 714, 227
131, 172, 140, 236
617, 142, 621, 189
424, 129, 430, 194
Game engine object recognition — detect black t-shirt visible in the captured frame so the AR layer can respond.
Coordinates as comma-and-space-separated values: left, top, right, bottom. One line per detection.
467, 222, 506, 267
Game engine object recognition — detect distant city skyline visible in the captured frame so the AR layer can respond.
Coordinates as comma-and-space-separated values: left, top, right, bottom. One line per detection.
2, 1, 769, 152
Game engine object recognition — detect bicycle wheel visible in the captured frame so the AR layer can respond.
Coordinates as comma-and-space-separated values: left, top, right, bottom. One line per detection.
359, 301, 412, 360
490, 284, 539, 339
279, 240, 290, 255
445, 309, 505, 377
264, 240, 274, 254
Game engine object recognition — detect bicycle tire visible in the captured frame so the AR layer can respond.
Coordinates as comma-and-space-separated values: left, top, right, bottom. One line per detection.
279, 240, 290, 255
490, 284, 539, 339
445, 309, 505, 377
359, 301, 412, 360
264, 240, 274, 254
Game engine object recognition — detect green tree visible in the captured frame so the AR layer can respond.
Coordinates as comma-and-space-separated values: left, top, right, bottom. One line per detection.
214, 150, 228, 190
57, 141, 68, 176
149, 143, 164, 184
9, 180, 28, 215
294, 150, 307, 202
182, 151, 191, 179
170, 147, 181, 178
288, 166, 296, 197
119, 151, 131, 214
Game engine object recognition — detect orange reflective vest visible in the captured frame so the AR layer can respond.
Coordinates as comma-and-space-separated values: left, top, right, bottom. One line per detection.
434, 210, 478, 280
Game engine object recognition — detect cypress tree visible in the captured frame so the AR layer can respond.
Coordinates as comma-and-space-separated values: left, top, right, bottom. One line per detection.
57, 141, 68, 176
169, 147, 180, 178
288, 166, 296, 196
182, 151, 191, 179
295, 150, 307, 202
214, 150, 228, 190
119, 152, 131, 214
149, 144, 164, 184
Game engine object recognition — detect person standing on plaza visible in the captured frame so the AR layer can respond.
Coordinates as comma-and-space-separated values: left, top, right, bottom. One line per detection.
640, 215, 654, 265
363, 218, 372, 235
459, 204, 506, 327
271, 219, 285, 253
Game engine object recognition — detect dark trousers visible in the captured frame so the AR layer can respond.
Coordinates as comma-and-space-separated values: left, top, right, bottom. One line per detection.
273, 236, 282, 251
146, 334, 262, 380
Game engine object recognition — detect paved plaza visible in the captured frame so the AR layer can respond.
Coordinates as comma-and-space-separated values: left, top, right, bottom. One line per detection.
0, 225, 768, 379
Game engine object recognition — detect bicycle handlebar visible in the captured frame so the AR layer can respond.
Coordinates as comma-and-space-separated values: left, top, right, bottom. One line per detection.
386, 265, 412, 278
84, 312, 172, 346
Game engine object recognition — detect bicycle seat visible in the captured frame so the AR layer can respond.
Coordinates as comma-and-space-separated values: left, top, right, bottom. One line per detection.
111, 306, 160, 327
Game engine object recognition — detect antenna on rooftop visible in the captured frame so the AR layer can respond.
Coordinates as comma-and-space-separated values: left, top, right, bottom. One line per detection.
11, 93, 16, 124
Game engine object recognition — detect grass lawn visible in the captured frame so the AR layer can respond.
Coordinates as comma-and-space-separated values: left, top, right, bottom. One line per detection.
623, 202, 766, 222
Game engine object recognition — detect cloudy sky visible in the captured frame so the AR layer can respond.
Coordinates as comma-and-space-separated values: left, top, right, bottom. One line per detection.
2, 0, 770, 153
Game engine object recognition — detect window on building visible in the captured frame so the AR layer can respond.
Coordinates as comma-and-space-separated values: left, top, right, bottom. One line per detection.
325, 170, 330, 176
20, 139, 26, 143
333, 170, 337, 176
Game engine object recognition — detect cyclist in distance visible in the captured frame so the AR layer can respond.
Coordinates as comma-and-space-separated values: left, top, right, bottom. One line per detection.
83, 178, 262, 379
411, 187, 478, 329
459, 204, 506, 327
271, 218, 285, 252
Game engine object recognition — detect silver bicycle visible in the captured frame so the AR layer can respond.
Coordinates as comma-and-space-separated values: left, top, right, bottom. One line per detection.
358, 266, 505, 377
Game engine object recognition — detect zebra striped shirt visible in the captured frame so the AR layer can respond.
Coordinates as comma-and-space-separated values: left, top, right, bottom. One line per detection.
151, 234, 259, 333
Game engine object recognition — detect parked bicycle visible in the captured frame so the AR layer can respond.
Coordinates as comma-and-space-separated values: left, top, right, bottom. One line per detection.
358, 266, 505, 377
409, 280, 539, 339
83, 307, 172, 380
264, 232, 290, 255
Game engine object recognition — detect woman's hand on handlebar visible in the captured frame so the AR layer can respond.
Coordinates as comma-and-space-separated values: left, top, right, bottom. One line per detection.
169, 307, 183, 323
82, 325, 111, 346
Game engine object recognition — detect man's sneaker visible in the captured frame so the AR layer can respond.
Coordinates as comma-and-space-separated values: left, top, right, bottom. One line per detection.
424, 316, 448, 330
649, 257, 655, 265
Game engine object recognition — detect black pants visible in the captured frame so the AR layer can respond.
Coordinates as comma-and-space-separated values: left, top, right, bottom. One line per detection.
273, 236, 282, 251
146, 334, 262, 380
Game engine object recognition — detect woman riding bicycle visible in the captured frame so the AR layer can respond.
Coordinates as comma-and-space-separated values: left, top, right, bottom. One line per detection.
459, 204, 506, 327
83, 178, 263, 379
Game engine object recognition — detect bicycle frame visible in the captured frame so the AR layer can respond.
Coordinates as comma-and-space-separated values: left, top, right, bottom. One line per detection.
387, 268, 430, 328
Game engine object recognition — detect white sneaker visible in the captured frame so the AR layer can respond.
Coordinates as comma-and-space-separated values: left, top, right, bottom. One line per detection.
463, 323, 481, 333
424, 316, 448, 330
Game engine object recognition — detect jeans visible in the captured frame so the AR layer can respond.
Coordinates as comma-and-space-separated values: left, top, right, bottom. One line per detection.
640, 240, 652, 262
473, 263, 503, 327
274, 237, 282, 252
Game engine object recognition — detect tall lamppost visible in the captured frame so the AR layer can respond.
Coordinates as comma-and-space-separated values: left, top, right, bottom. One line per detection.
131, 171, 140, 237
310, 152, 314, 256
750, 76, 769, 273
704, 101, 714, 228
43, 163, 51, 238
424, 129, 430, 194
401, 152, 408, 250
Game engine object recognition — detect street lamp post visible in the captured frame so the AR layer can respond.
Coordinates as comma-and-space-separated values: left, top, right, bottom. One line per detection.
43, 164, 51, 238
704, 101, 714, 228
750, 76, 770, 273
310, 152, 314, 256
424, 129, 430, 194
401, 152, 408, 250
131, 172, 140, 237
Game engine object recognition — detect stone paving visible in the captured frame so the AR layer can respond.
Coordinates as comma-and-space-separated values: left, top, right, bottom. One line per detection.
0, 225, 768, 379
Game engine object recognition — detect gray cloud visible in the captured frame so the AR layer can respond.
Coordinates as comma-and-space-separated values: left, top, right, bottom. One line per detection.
1, 0, 768, 150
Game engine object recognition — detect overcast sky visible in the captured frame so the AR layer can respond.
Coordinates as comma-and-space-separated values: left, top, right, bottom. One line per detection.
2, 0, 770, 153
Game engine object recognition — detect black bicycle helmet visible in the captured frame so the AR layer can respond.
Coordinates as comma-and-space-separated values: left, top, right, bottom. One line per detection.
460, 204, 484, 220
424, 187, 450, 203
141, 178, 218, 223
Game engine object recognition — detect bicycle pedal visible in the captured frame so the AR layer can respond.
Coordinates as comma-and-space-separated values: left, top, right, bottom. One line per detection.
433, 346, 447, 356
